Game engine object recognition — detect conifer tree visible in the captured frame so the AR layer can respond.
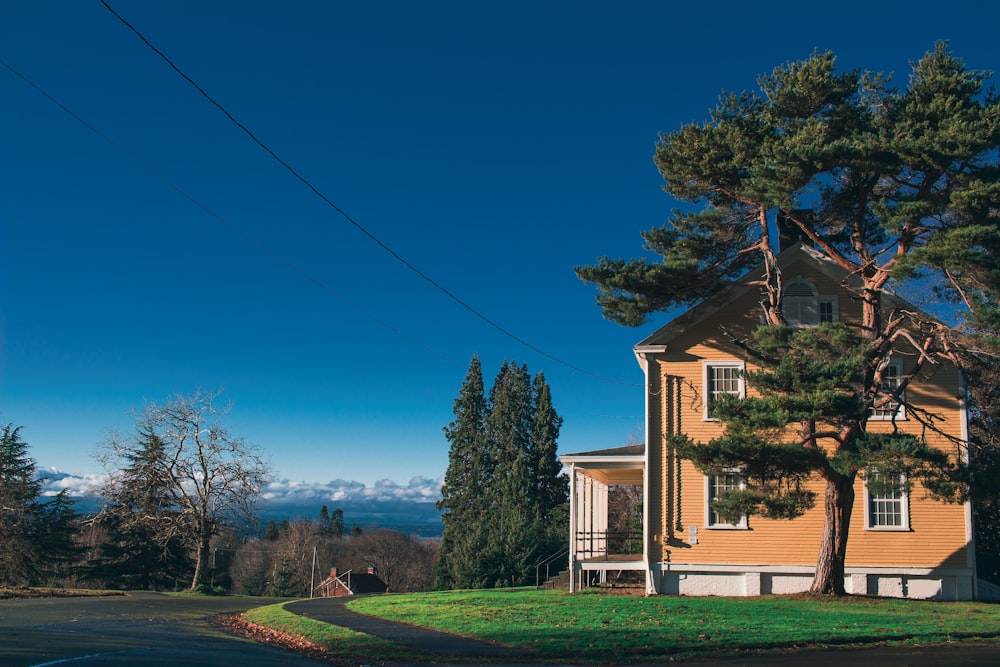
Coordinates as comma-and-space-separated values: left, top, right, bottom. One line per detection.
0, 424, 82, 586
576, 43, 999, 595
436, 356, 489, 589
90, 431, 192, 590
437, 358, 568, 589
0, 423, 44, 585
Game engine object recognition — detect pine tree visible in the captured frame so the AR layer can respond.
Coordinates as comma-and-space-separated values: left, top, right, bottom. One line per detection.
318, 505, 346, 538
531, 372, 568, 545
32, 490, 84, 584
0, 424, 43, 585
0, 424, 84, 586
436, 356, 489, 589
90, 430, 193, 590
575, 43, 999, 594
437, 358, 567, 589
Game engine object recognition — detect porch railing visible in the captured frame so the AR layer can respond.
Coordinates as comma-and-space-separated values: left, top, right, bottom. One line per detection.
573, 530, 643, 560
534, 546, 569, 587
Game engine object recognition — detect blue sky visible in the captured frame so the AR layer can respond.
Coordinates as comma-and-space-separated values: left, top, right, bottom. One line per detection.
2, 1, 997, 500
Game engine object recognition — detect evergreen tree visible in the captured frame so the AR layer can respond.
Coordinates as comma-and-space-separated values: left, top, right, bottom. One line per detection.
0, 424, 83, 586
317, 505, 345, 537
531, 372, 568, 549
437, 358, 568, 589
0, 423, 43, 585
91, 429, 193, 590
263, 519, 280, 541
436, 356, 489, 589
330, 508, 345, 537
32, 490, 84, 584
486, 361, 535, 586
575, 43, 999, 595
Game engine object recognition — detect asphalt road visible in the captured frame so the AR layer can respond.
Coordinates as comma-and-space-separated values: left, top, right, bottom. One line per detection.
0, 592, 325, 667
1, 592, 997, 666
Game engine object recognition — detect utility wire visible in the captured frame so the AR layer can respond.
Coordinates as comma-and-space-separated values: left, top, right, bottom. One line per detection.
0, 57, 462, 370
100, 0, 641, 387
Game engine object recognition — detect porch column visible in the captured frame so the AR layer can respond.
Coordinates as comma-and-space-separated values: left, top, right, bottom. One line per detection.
568, 464, 577, 593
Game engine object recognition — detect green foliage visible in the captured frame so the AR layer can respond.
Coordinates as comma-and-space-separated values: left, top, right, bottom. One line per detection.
0, 424, 83, 586
575, 43, 998, 594
317, 505, 345, 538
436, 358, 568, 590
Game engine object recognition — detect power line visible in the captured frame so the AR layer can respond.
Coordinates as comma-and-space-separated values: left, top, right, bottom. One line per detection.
100, 0, 641, 387
0, 57, 462, 369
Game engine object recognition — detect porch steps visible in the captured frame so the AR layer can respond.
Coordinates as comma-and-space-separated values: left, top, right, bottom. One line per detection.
539, 569, 571, 590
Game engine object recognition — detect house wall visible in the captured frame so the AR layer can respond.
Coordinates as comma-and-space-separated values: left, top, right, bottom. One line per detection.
642, 260, 974, 599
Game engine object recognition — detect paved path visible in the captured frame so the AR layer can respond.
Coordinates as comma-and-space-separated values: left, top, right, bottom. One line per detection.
287, 597, 532, 660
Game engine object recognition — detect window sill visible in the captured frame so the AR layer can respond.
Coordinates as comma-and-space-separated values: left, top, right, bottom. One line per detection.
865, 526, 911, 532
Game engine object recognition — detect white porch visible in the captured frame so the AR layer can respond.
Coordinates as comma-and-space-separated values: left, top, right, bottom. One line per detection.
561, 445, 647, 593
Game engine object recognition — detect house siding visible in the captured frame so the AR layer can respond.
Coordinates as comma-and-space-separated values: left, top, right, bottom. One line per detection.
640, 255, 974, 599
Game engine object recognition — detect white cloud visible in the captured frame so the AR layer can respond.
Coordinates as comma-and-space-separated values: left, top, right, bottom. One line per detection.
262, 475, 443, 506
36, 469, 443, 510
37, 468, 108, 497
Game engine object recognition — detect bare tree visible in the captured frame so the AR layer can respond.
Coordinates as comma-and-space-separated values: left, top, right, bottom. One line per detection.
351, 529, 438, 592
96, 390, 271, 590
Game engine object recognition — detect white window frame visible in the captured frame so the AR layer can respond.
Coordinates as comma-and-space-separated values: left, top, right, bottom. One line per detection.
705, 472, 748, 529
863, 470, 910, 531
870, 358, 906, 421
702, 360, 745, 421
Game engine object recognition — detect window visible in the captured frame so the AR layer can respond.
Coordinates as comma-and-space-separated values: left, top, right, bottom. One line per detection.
706, 472, 747, 528
871, 359, 905, 420
865, 470, 909, 530
782, 277, 838, 327
703, 361, 745, 420
819, 298, 837, 323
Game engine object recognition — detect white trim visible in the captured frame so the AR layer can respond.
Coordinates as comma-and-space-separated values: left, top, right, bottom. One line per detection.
568, 463, 577, 593
702, 360, 745, 421
642, 354, 653, 594
870, 357, 906, 421
656, 562, 975, 576
705, 473, 748, 529
863, 470, 910, 531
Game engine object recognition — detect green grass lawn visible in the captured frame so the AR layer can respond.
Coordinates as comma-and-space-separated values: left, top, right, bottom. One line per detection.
344, 588, 1000, 662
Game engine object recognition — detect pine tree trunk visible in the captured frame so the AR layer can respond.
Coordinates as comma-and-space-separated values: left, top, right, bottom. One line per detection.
810, 472, 855, 595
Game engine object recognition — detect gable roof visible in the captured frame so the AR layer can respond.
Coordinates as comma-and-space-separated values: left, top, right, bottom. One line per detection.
634, 242, 854, 352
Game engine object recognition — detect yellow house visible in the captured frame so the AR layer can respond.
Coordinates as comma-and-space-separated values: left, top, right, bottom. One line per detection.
561, 243, 979, 600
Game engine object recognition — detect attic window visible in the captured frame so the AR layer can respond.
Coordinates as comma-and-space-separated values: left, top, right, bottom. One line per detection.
782, 277, 837, 327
